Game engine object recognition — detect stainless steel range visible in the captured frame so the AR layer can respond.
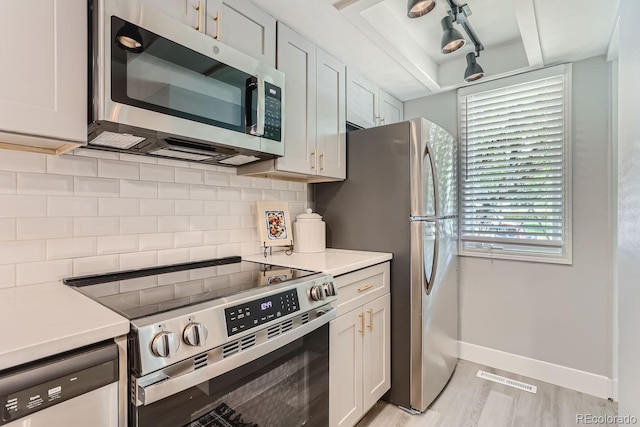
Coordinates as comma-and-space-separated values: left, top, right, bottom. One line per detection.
65, 256, 336, 427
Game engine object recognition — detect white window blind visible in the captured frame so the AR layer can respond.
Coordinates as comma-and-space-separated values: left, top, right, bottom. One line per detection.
458, 65, 572, 264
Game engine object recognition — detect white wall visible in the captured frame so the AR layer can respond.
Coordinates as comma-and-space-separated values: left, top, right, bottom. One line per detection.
406, 56, 614, 385
0, 149, 308, 288
617, 0, 640, 416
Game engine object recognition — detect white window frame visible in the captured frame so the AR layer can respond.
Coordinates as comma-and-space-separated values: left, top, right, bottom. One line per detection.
457, 64, 573, 264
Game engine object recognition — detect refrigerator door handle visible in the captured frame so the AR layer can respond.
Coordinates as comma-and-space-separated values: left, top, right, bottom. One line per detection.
424, 140, 440, 216
425, 221, 439, 296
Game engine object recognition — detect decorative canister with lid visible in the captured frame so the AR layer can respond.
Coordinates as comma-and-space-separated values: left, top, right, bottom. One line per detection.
293, 209, 326, 253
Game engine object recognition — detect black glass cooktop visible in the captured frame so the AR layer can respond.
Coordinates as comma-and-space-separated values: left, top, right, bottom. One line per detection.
64, 257, 316, 320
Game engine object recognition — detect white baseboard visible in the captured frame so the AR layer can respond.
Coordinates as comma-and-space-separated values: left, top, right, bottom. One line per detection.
459, 341, 611, 400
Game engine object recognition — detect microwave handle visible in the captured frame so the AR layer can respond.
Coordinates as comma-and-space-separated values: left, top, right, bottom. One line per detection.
245, 75, 265, 137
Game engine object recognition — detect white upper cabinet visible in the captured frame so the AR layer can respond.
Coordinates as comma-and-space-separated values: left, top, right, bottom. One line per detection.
0, 0, 86, 154
316, 48, 346, 180
238, 24, 346, 182
347, 69, 404, 129
205, 0, 276, 67
378, 89, 404, 126
140, 0, 201, 30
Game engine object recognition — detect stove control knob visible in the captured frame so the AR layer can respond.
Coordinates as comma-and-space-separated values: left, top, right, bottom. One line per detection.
183, 322, 209, 347
151, 331, 180, 358
309, 285, 325, 301
323, 282, 336, 297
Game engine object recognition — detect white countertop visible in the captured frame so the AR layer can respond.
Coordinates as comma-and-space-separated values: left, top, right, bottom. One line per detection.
244, 248, 392, 276
0, 282, 129, 371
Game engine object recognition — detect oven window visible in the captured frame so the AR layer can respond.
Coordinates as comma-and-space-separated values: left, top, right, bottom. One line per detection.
135, 326, 328, 427
111, 16, 256, 133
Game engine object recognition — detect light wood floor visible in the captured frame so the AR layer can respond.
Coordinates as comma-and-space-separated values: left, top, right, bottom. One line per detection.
356, 360, 618, 427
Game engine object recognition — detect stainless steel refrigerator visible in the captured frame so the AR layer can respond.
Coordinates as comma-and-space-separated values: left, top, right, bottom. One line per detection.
315, 118, 458, 413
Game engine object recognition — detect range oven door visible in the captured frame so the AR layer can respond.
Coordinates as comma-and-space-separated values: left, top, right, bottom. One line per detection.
131, 311, 332, 427
91, 0, 284, 156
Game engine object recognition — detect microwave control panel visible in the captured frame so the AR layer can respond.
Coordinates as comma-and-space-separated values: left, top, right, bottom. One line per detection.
263, 82, 282, 142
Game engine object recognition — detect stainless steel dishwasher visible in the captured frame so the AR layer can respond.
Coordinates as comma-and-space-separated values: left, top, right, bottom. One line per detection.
0, 341, 119, 427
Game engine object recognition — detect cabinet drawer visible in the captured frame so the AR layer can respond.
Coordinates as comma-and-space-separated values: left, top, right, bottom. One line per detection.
333, 262, 389, 316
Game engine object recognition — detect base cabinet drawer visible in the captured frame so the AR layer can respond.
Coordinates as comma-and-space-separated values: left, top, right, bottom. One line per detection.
333, 262, 389, 316
329, 293, 391, 427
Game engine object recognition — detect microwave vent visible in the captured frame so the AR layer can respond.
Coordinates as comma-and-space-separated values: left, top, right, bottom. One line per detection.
149, 148, 214, 161
90, 131, 146, 149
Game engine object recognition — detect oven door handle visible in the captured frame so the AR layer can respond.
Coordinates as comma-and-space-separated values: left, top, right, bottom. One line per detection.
135, 306, 336, 406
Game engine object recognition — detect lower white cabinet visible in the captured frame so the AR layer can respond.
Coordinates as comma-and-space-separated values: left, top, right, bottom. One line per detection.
329, 263, 391, 427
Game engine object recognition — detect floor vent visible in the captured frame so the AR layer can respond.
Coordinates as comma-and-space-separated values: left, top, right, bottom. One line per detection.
476, 370, 538, 394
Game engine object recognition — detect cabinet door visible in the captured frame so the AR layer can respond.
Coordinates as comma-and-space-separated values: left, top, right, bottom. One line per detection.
379, 90, 404, 125
0, 0, 86, 146
362, 294, 391, 411
346, 69, 379, 129
140, 0, 201, 30
330, 309, 364, 427
275, 24, 316, 175
205, 0, 276, 67
316, 48, 346, 180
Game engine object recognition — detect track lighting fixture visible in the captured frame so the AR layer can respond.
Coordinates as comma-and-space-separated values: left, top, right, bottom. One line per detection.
440, 15, 466, 54
464, 51, 485, 82
407, 0, 436, 18
115, 23, 144, 53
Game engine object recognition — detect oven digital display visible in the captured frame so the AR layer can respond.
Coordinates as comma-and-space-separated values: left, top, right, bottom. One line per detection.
225, 289, 300, 336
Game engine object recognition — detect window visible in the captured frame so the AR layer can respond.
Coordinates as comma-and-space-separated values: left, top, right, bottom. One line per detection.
458, 64, 572, 264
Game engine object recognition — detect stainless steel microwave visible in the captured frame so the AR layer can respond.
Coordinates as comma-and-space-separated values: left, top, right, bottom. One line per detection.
88, 0, 284, 166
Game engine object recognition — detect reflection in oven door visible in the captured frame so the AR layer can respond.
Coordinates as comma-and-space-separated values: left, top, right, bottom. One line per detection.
134, 326, 328, 427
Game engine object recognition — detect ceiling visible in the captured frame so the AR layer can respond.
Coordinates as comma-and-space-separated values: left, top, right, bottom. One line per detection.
250, 0, 619, 101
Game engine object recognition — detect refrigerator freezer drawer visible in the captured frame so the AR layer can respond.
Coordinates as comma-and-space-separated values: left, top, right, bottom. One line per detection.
333, 263, 390, 316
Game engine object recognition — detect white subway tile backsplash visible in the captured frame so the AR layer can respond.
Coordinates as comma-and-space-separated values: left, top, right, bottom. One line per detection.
72, 148, 120, 160
121, 180, 158, 199
99, 198, 140, 216
47, 155, 97, 177
75, 217, 119, 237
120, 217, 158, 235
73, 255, 119, 276
157, 248, 190, 265
0, 172, 16, 194
140, 164, 174, 183
175, 231, 204, 248
158, 216, 190, 232
190, 216, 217, 231
119, 251, 158, 270
190, 185, 216, 200
48, 196, 98, 217
158, 182, 189, 199
0, 149, 308, 287
230, 175, 253, 188
98, 159, 139, 180
204, 230, 229, 245
176, 200, 204, 216
175, 168, 203, 184
16, 259, 72, 286
98, 235, 139, 255
0, 150, 46, 173
0, 265, 15, 289
204, 171, 230, 186
0, 219, 15, 241
218, 187, 241, 201
74, 177, 119, 198
0, 195, 47, 218
16, 218, 73, 240
139, 233, 174, 251
204, 201, 229, 215
140, 199, 174, 216
17, 173, 73, 196
0, 241, 46, 265
47, 237, 97, 260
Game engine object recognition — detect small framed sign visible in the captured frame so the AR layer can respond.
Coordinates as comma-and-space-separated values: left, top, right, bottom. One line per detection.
255, 200, 293, 248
